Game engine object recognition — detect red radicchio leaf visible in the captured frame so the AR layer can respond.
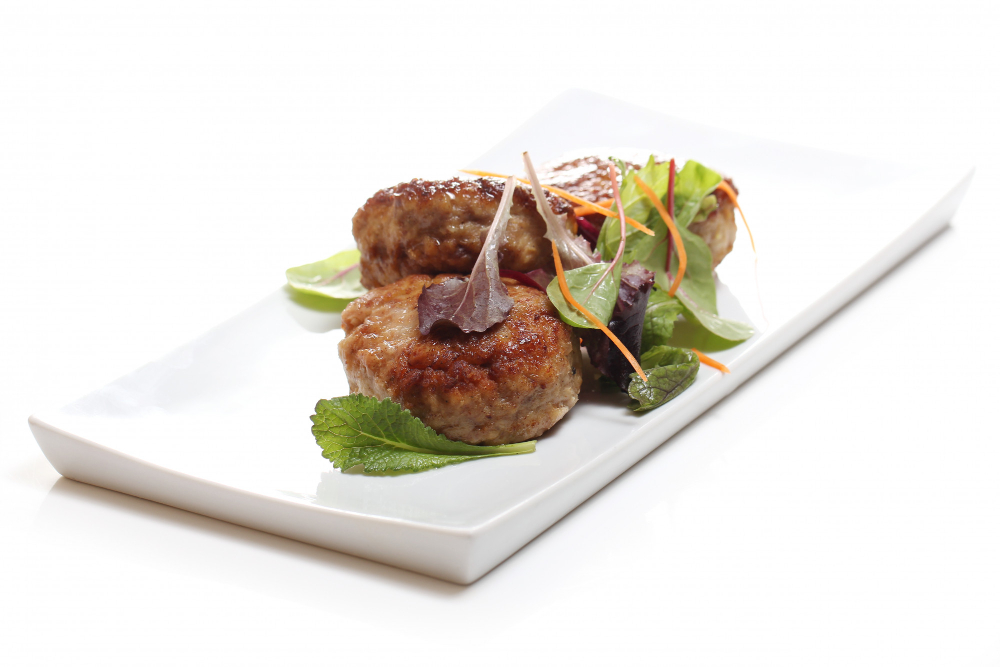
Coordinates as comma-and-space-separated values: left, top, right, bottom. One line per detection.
575, 216, 601, 251
524, 268, 553, 290
581, 262, 655, 391
499, 269, 545, 292
417, 176, 517, 335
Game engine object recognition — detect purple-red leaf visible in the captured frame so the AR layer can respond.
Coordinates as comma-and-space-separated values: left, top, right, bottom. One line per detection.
522, 151, 596, 269
417, 176, 517, 334
499, 269, 546, 292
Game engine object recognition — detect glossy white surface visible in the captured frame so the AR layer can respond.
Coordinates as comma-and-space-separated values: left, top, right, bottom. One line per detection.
28, 91, 970, 582
6, 1, 1000, 663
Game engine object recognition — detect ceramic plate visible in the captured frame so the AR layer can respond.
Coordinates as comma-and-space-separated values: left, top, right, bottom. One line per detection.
29, 90, 972, 584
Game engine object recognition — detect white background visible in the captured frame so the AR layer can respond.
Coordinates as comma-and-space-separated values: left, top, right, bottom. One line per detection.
3, 1, 999, 664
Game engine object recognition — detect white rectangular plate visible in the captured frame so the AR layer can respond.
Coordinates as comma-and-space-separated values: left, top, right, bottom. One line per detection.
30, 90, 972, 584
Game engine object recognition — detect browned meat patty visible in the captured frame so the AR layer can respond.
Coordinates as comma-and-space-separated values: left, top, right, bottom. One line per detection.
689, 180, 738, 268
538, 154, 639, 202
339, 274, 582, 445
538, 153, 739, 268
352, 177, 576, 289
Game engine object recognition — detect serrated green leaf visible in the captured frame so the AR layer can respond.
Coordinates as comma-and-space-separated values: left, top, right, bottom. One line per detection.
311, 395, 535, 475
545, 262, 621, 329
628, 346, 700, 412
286, 249, 367, 303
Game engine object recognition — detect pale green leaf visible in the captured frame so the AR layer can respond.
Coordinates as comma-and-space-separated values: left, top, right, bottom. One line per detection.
311, 395, 535, 475
597, 156, 673, 265
641, 287, 684, 353
286, 249, 366, 302
673, 160, 723, 229
545, 262, 621, 329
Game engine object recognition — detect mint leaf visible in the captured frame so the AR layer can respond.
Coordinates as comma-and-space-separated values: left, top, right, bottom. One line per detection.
311, 395, 535, 475
286, 249, 366, 303
545, 261, 621, 329
628, 346, 700, 412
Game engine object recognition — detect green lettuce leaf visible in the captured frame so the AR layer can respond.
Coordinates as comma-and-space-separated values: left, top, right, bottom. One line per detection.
673, 160, 723, 229
650, 224, 717, 312
594, 155, 753, 345
660, 224, 752, 341
692, 193, 718, 223
597, 156, 673, 265
599, 158, 722, 267
628, 346, 700, 412
312, 395, 536, 475
545, 261, 621, 329
286, 249, 366, 303
676, 299, 755, 342
642, 172, 754, 343
641, 287, 684, 353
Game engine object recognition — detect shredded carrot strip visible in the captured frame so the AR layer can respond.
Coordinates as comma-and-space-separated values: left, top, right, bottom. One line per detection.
573, 199, 614, 216
634, 175, 687, 298
462, 169, 654, 236
692, 348, 730, 374
664, 158, 676, 272
715, 180, 756, 254
551, 240, 647, 382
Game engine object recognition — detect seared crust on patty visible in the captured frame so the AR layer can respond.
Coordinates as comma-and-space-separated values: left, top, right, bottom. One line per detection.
538, 154, 640, 202
352, 177, 575, 288
339, 275, 582, 445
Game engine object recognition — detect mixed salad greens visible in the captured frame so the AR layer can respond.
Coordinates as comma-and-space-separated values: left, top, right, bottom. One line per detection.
287, 152, 754, 475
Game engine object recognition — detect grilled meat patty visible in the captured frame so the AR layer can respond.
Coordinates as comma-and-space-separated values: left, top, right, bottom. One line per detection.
538, 154, 739, 268
339, 274, 582, 445
538, 154, 639, 202
352, 177, 575, 289
689, 183, 738, 269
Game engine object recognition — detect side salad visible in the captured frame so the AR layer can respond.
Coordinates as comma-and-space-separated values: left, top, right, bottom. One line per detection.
289, 152, 755, 475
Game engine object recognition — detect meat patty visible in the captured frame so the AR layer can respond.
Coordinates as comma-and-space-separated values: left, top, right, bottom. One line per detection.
352, 178, 575, 289
689, 181, 738, 268
538, 153, 739, 268
339, 274, 582, 445
538, 154, 640, 202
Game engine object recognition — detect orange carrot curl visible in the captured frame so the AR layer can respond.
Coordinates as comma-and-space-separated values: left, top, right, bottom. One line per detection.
692, 349, 730, 374
715, 180, 756, 254
461, 169, 654, 237
633, 175, 687, 297
551, 240, 647, 382
573, 199, 614, 217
